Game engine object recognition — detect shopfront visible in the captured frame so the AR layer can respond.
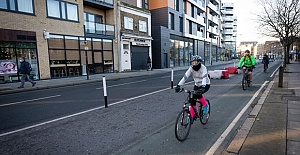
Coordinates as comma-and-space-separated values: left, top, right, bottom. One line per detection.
169, 36, 194, 67
0, 28, 39, 82
120, 35, 152, 71
48, 34, 114, 78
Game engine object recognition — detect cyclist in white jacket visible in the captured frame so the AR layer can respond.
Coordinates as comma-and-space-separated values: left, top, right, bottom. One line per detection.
175, 55, 210, 120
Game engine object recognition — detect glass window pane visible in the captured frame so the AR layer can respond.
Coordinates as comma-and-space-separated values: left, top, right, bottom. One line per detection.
49, 50, 65, 60
94, 52, 102, 63
0, 46, 17, 74
67, 3, 78, 21
66, 50, 79, 60
17, 0, 33, 13
9, 0, 15, 10
0, 0, 7, 9
61, 2, 66, 19
47, 0, 60, 18
103, 51, 112, 60
103, 39, 112, 50
93, 39, 102, 50
65, 36, 79, 49
48, 35, 64, 49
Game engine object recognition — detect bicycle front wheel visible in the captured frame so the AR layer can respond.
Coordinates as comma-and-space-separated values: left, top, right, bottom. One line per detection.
242, 75, 247, 90
175, 109, 191, 141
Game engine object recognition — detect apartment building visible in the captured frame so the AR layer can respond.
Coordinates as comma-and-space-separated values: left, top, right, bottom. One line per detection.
149, 0, 222, 69
0, 0, 116, 82
117, 0, 152, 71
221, 2, 237, 59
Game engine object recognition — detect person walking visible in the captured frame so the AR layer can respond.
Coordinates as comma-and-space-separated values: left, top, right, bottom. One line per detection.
147, 56, 152, 71
18, 57, 36, 88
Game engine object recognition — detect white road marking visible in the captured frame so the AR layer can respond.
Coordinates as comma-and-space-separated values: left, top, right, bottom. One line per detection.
0, 87, 170, 137
0, 95, 61, 107
96, 80, 147, 89
205, 81, 269, 155
160, 74, 182, 78
270, 65, 280, 77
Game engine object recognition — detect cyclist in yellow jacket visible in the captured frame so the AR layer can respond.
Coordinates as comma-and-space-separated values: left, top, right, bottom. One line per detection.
237, 50, 256, 82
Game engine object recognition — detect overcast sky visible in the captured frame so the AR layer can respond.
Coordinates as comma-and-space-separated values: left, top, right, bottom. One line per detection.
222, 0, 277, 44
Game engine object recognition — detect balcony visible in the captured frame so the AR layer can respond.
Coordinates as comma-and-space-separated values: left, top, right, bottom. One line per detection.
84, 0, 114, 10
85, 22, 115, 38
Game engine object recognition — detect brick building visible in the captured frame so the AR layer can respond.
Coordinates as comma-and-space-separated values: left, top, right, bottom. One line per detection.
0, 0, 116, 81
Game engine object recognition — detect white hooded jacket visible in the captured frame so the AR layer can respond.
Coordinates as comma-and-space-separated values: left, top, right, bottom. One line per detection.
178, 64, 211, 87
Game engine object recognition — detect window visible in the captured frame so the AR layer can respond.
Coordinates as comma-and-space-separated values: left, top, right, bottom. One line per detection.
46, 0, 79, 22
84, 12, 103, 34
174, 0, 179, 11
143, 0, 148, 9
189, 20, 193, 34
179, 17, 183, 32
0, 0, 34, 14
169, 13, 174, 30
139, 20, 147, 32
124, 16, 133, 30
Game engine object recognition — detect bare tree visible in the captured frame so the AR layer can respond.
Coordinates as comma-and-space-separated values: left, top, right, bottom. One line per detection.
256, 0, 300, 66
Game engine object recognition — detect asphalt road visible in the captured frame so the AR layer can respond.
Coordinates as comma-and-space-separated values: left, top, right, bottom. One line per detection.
0, 61, 282, 155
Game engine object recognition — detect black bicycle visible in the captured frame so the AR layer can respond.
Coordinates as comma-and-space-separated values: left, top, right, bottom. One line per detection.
242, 66, 251, 90
175, 88, 211, 141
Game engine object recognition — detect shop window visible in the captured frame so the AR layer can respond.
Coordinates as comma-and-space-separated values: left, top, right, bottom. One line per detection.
103, 39, 112, 50
93, 39, 102, 50
65, 36, 79, 49
48, 35, 64, 49
94, 52, 102, 63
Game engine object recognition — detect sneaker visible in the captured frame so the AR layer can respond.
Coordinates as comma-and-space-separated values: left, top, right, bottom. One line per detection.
203, 105, 208, 115
32, 82, 36, 87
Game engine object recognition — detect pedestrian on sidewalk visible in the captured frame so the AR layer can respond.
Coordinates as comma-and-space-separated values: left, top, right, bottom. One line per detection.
17, 57, 36, 88
147, 56, 152, 71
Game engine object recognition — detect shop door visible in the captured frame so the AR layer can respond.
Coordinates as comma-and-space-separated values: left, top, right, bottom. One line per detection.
131, 46, 149, 70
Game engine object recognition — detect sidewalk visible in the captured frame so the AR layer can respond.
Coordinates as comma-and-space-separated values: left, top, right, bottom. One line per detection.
0, 60, 235, 95
223, 61, 300, 155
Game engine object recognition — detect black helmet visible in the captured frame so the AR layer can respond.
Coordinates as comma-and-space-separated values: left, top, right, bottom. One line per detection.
191, 55, 202, 62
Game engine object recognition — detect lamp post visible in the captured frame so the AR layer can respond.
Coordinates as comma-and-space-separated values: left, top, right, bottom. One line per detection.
83, 25, 89, 80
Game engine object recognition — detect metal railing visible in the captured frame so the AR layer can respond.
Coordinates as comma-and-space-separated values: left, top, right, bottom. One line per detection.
84, 22, 114, 36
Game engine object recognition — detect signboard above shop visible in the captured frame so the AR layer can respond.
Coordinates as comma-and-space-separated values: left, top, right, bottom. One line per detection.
121, 36, 151, 46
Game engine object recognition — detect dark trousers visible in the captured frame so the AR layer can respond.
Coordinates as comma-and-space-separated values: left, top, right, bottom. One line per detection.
19, 74, 34, 87
192, 85, 210, 106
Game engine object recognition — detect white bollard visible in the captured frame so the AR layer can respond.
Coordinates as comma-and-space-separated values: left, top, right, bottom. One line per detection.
102, 76, 108, 108
171, 68, 174, 89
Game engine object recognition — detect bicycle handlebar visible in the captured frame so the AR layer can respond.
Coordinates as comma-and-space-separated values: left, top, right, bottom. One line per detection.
179, 88, 202, 95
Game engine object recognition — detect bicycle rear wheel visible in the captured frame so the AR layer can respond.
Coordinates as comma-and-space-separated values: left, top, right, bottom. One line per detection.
200, 100, 211, 125
242, 75, 247, 90
175, 109, 191, 141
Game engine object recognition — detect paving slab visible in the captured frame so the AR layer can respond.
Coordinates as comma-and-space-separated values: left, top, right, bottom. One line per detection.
287, 140, 300, 155
289, 109, 300, 115
288, 121, 300, 130
287, 129, 300, 141
289, 114, 300, 122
